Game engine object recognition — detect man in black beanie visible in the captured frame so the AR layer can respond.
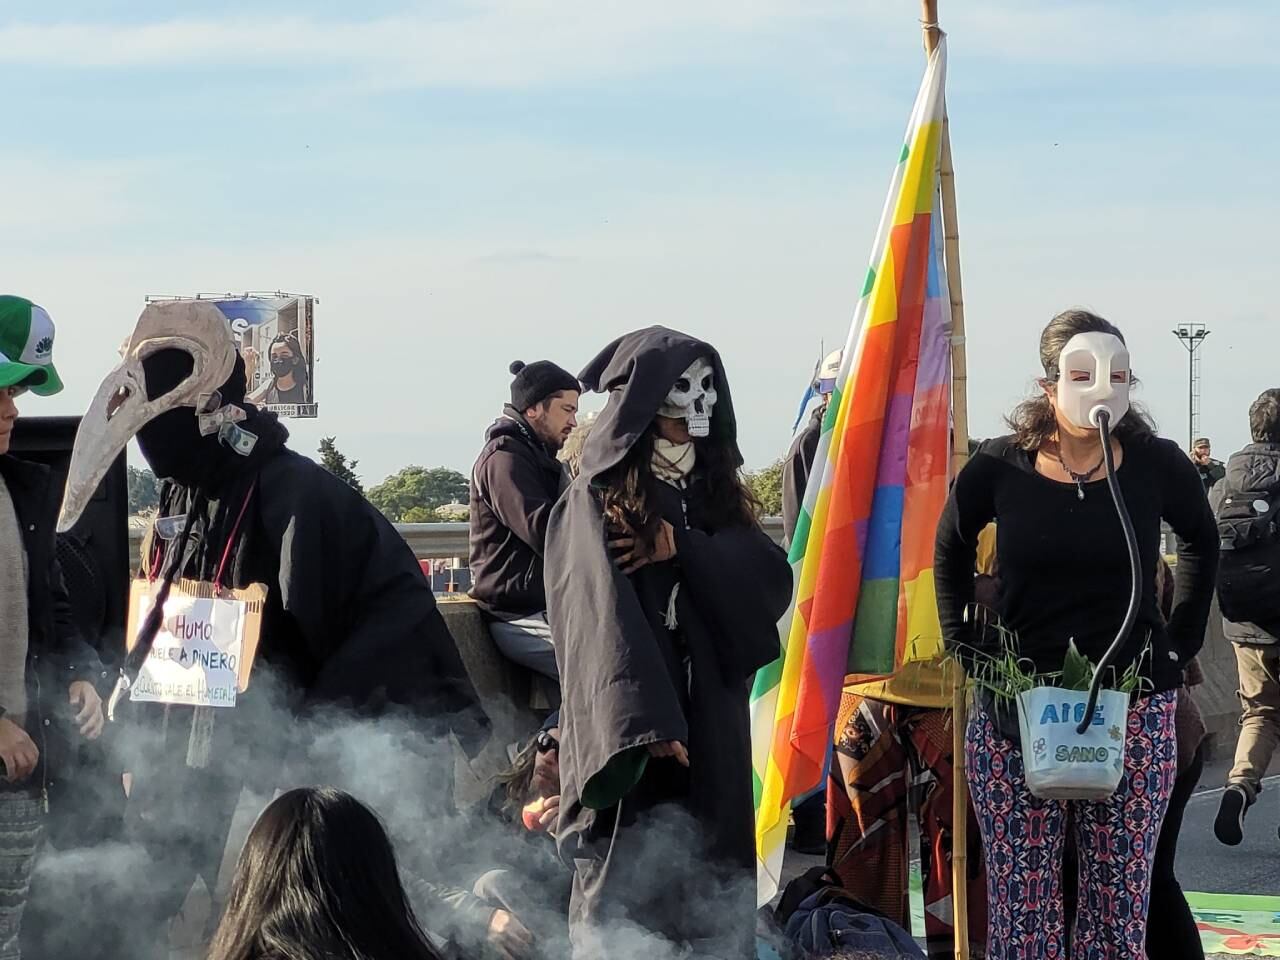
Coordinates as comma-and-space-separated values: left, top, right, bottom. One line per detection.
469, 359, 580, 680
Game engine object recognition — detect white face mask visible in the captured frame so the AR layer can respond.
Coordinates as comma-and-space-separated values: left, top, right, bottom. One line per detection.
658, 358, 717, 438
1054, 332, 1131, 430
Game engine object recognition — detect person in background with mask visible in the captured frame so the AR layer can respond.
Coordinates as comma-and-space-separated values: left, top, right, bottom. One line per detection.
469, 360, 580, 681
246, 332, 309, 406
57, 302, 487, 959
0, 295, 105, 960
547, 327, 791, 959
934, 309, 1218, 958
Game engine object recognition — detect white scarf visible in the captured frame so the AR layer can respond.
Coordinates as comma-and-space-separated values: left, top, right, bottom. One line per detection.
651, 438, 696, 487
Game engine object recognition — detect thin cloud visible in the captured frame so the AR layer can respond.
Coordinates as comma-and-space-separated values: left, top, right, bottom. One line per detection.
470, 250, 579, 267
0, 1, 1270, 90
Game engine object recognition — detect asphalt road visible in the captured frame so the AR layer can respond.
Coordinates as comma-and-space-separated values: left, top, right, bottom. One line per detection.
1177, 768, 1280, 898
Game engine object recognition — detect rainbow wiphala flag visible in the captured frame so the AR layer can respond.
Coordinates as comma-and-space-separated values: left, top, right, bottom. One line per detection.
750, 40, 955, 905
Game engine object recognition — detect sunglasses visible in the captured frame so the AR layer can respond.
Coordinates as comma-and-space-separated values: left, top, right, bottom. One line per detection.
535, 730, 559, 754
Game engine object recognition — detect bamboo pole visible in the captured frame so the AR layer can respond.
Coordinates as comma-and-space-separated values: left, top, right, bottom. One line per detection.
922, 4, 972, 960
943, 129, 974, 960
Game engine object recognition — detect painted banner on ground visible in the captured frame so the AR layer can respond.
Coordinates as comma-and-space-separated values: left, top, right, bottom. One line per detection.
1190, 892, 1280, 957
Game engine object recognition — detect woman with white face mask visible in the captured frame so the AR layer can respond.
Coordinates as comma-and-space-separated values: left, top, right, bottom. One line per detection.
934, 309, 1219, 959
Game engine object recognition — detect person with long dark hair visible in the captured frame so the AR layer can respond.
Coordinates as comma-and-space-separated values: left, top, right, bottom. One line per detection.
546, 327, 791, 959
934, 309, 1218, 958
206, 787, 445, 960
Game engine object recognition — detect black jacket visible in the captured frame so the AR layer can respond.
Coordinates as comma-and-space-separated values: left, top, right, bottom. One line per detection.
0, 455, 103, 792
468, 408, 566, 620
1212, 443, 1280, 644
146, 444, 487, 746
781, 404, 823, 547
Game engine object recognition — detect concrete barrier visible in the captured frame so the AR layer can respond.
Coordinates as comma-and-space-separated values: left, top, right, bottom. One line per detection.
438, 596, 554, 805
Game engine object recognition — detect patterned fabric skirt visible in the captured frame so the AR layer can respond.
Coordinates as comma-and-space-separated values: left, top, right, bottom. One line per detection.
827, 693, 988, 959
0, 793, 44, 960
966, 691, 1177, 960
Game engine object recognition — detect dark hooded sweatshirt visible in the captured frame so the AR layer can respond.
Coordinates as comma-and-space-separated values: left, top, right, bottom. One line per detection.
546, 327, 791, 957
469, 407, 567, 620
1211, 442, 1280, 644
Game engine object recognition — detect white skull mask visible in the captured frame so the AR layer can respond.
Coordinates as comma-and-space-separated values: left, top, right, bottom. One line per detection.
658, 358, 717, 438
58, 301, 238, 532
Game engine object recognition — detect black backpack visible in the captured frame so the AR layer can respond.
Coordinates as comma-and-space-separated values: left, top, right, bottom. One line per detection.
1217, 489, 1280, 625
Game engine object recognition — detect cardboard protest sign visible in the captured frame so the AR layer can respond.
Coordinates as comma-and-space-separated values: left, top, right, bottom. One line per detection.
126, 579, 266, 708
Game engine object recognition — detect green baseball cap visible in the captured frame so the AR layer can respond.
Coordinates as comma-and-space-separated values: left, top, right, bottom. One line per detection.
0, 295, 63, 396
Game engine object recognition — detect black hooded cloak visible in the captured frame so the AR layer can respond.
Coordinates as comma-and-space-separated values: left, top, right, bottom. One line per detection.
546, 327, 791, 957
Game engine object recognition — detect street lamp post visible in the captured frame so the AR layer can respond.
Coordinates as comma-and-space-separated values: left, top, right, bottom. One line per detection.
1172, 323, 1211, 449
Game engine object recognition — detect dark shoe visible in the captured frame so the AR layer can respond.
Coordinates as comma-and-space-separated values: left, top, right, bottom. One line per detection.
1215, 784, 1249, 846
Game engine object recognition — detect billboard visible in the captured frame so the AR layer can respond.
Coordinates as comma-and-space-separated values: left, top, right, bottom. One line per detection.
146, 293, 318, 418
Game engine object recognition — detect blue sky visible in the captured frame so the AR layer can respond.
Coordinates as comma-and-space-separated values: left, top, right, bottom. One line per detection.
4, 1, 1276, 483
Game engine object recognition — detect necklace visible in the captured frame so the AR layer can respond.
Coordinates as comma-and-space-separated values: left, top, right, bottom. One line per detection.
1057, 451, 1105, 500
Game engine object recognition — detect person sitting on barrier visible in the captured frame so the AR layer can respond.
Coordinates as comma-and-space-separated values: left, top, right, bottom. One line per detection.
57, 302, 488, 959
934, 309, 1218, 959
206, 787, 449, 960
469, 360, 580, 681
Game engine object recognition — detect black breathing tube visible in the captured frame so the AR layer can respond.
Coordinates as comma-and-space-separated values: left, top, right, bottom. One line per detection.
1076, 407, 1142, 734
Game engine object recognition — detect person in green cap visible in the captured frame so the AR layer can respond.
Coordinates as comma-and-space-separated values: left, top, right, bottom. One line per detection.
0, 295, 105, 960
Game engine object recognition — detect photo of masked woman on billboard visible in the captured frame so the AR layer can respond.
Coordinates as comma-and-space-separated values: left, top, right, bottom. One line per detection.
203, 294, 317, 418
246, 333, 309, 406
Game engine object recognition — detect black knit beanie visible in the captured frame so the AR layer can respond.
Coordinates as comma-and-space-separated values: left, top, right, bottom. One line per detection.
509, 360, 579, 412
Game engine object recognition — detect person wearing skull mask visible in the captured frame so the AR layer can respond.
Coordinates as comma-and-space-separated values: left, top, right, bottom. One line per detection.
245, 332, 308, 406
545, 327, 791, 959
934, 309, 1218, 958
57, 302, 487, 958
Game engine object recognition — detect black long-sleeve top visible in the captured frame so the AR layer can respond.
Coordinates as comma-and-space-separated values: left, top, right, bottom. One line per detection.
934, 435, 1219, 693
